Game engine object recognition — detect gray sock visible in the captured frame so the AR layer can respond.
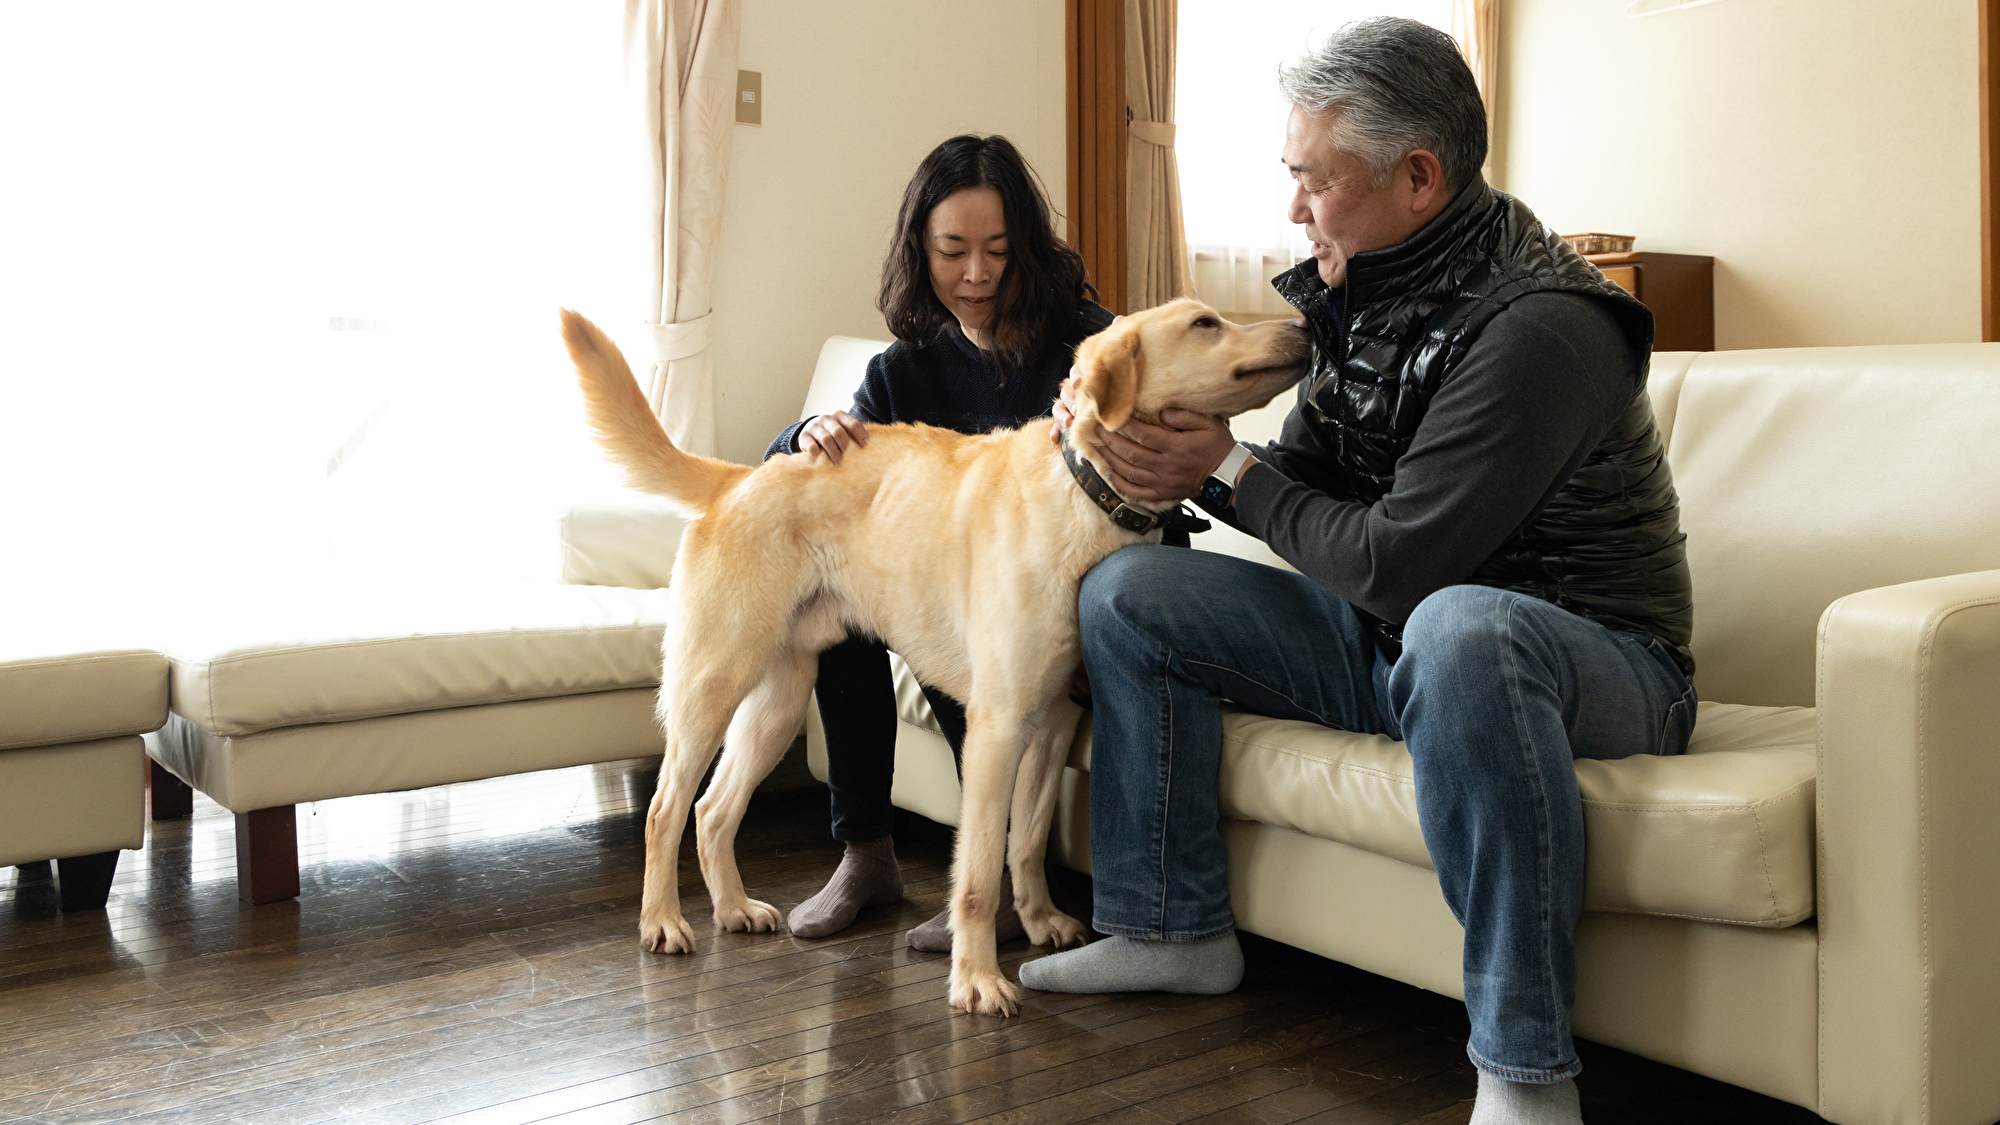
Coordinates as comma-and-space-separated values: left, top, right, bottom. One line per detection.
1469, 1070, 1582, 1125
787, 835, 902, 939
905, 867, 1023, 953
1017, 930, 1243, 995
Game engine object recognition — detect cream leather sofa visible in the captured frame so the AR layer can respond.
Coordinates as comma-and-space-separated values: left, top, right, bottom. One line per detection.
1, 626, 168, 911
128, 334, 2000, 1124
773, 338, 2000, 1125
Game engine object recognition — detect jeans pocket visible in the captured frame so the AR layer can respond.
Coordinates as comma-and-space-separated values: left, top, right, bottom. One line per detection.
1634, 635, 1699, 756
1657, 682, 1698, 756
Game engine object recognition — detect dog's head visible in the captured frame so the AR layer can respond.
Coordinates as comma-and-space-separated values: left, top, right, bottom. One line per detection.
1067, 298, 1311, 450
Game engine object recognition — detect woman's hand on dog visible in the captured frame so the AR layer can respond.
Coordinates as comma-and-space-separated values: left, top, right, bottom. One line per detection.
798, 410, 870, 464
1049, 314, 1121, 445
1050, 378, 1079, 442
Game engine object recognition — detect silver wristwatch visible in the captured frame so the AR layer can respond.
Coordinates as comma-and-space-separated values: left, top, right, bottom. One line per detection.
1199, 443, 1255, 508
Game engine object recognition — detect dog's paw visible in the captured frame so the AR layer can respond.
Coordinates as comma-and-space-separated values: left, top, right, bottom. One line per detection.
714, 898, 782, 934
1020, 906, 1089, 949
949, 968, 1020, 1017
639, 911, 697, 954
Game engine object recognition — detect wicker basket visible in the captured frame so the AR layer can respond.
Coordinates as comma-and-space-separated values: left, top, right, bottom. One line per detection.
1564, 232, 1636, 255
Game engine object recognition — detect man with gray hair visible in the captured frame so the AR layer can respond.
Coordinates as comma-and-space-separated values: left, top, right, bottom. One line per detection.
1025, 18, 1694, 1125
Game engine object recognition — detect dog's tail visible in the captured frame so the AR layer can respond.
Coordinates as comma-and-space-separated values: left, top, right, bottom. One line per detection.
560, 309, 746, 517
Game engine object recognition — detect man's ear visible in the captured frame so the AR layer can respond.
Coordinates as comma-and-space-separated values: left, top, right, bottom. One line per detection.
1404, 148, 1447, 215
1074, 329, 1141, 431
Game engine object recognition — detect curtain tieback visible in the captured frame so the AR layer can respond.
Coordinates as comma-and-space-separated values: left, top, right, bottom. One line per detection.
1129, 119, 1175, 148
648, 312, 713, 363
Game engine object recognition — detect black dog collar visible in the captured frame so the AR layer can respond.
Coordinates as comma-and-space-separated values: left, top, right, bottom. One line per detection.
1059, 427, 1211, 536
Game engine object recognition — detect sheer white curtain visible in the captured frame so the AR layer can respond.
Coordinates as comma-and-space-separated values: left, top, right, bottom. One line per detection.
625, 0, 741, 458
1175, 0, 1454, 317
1452, 0, 1500, 181
0, 3, 636, 593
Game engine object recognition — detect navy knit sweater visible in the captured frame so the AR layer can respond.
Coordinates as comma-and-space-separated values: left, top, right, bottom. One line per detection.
765, 303, 1116, 460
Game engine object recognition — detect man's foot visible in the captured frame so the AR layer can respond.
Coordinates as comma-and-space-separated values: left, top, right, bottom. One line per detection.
787, 835, 903, 939
905, 868, 1023, 952
1017, 929, 1242, 994
1468, 1070, 1582, 1125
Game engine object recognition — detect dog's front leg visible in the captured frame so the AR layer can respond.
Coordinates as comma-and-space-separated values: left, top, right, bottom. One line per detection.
949, 704, 1027, 1016
1007, 695, 1089, 950
695, 649, 816, 935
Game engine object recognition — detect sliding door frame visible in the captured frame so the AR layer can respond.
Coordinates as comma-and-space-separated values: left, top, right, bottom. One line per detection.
1066, 0, 1128, 314
1984, 0, 1998, 339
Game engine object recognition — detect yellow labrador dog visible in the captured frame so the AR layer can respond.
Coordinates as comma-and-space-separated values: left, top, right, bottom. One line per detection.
561, 299, 1308, 1016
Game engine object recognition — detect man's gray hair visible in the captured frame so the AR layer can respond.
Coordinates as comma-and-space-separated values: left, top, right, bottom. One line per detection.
1277, 17, 1487, 193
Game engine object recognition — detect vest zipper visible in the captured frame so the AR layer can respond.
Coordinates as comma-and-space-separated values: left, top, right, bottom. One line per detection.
1332, 301, 1349, 459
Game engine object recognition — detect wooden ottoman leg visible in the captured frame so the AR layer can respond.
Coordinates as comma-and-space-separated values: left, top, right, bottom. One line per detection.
235, 806, 300, 905
150, 759, 194, 820
56, 850, 120, 912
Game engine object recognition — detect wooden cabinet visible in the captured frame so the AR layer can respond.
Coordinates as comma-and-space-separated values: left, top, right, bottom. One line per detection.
1585, 251, 1715, 352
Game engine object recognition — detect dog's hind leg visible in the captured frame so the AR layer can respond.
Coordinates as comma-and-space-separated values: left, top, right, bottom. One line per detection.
1007, 694, 1089, 950
641, 609, 787, 953
641, 520, 810, 954
948, 699, 1031, 1016
639, 673, 736, 954
695, 645, 816, 935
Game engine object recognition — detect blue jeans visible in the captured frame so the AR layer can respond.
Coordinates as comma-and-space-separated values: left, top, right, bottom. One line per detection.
1078, 545, 1697, 1082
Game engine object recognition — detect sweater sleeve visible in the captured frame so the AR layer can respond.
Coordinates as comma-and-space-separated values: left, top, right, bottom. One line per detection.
761, 351, 899, 462
1229, 293, 1638, 624
763, 421, 810, 462
846, 352, 894, 425
1190, 378, 1318, 532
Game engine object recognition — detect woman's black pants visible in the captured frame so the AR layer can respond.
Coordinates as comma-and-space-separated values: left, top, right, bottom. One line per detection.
815, 634, 966, 841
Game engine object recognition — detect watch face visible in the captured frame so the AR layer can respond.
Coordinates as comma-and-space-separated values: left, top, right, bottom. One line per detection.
1201, 479, 1229, 505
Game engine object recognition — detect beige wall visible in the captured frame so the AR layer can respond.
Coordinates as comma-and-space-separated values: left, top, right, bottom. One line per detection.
708, 0, 1069, 465
1498, 0, 1980, 351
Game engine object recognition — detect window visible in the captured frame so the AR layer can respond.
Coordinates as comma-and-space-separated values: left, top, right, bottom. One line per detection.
1175, 0, 1452, 315
0, 3, 634, 594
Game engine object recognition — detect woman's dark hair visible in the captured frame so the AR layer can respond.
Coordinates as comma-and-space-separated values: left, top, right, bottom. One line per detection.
878, 134, 1096, 374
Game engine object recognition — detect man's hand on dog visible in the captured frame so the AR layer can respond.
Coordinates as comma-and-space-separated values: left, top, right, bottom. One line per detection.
798, 410, 870, 464
1050, 379, 1239, 503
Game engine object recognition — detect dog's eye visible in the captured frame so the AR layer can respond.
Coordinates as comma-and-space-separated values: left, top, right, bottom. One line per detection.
1191, 316, 1220, 330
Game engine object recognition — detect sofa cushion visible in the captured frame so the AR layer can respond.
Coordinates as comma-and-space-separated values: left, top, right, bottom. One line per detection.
801, 337, 892, 422
1667, 344, 2000, 707
0, 736, 148, 866
1571, 703, 1815, 927
165, 581, 672, 736
0, 631, 169, 751
150, 689, 663, 813
887, 652, 939, 732
887, 639, 1816, 927
1214, 701, 1815, 927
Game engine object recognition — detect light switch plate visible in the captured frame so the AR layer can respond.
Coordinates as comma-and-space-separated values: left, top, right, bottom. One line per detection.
735, 70, 761, 126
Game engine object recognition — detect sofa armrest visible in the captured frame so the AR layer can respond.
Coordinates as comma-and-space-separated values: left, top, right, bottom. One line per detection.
556, 491, 685, 589
1816, 567, 2000, 1125
326, 483, 684, 589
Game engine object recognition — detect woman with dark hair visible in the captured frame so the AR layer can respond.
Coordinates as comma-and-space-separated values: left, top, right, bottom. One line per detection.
764, 133, 1112, 949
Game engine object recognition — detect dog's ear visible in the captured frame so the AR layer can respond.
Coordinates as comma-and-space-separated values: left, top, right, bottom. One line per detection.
1074, 327, 1142, 432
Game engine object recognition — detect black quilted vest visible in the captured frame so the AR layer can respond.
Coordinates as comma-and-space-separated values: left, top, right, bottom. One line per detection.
1272, 179, 1694, 673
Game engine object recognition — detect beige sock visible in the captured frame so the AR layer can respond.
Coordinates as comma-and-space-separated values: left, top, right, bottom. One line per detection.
905, 867, 1024, 953
787, 835, 903, 939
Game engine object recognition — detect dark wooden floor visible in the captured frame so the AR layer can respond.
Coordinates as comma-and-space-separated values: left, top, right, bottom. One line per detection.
0, 753, 1830, 1125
